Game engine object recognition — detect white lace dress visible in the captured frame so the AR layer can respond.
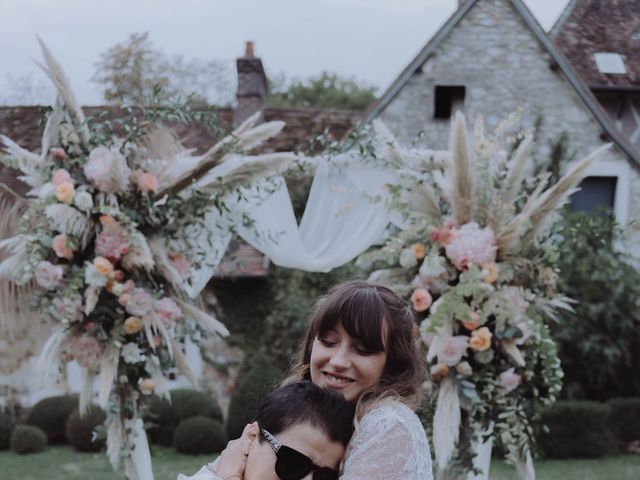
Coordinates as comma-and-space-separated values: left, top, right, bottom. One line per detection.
177, 401, 433, 480
341, 401, 433, 480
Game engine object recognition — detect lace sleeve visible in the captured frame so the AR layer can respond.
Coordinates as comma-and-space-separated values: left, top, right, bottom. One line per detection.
341, 402, 433, 480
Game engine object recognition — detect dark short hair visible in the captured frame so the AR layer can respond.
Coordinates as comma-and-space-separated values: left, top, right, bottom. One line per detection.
292, 280, 426, 410
256, 381, 354, 446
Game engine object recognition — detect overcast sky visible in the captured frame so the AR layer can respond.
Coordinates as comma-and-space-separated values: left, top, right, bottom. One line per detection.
0, 0, 570, 105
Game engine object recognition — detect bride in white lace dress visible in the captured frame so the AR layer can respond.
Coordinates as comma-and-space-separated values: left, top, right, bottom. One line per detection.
179, 280, 433, 480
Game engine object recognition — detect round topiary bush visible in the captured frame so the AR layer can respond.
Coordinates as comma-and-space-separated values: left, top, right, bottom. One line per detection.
144, 390, 223, 446
173, 416, 227, 454
538, 401, 616, 458
65, 405, 106, 452
608, 397, 640, 445
226, 356, 283, 439
26, 395, 78, 444
0, 413, 14, 450
10, 425, 47, 454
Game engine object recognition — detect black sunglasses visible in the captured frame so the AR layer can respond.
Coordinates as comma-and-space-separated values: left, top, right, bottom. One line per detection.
260, 427, 340, 480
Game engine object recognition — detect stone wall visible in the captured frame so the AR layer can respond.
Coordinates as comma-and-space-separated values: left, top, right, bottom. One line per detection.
378, 0, 640, 260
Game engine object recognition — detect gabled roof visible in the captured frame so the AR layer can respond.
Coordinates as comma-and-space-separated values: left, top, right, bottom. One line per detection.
551, 0, 640, 90
362, 0, 640, 168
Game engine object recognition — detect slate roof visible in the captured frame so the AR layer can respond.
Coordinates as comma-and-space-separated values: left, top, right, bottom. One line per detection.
551, 0, 640, 90
0, 105, 360, 277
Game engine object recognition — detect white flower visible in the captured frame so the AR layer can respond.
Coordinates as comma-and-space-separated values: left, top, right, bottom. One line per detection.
445, 222, 496, 270
399, 248, 418, 269
84, 263, 107, 287
35, 261, 63, 290
84, 146, 131, 193
121, 342, 145, 364
73, 191, 94, 212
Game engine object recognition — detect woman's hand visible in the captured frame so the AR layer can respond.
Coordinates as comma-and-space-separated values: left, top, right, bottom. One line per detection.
214, 424, 253, 480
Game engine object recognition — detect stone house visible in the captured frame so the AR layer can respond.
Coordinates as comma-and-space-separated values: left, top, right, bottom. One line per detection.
363, 0, 640, 259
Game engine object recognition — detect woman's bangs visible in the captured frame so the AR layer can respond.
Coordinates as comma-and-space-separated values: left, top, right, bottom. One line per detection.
339, 291, 387, 352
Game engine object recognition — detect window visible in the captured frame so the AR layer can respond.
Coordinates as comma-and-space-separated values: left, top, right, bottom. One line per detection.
569, 176, 617, 216
593, 52, 627, 74
434, 85, 465, 119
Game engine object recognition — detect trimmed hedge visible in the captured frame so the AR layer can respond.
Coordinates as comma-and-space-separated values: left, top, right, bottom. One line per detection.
608, 398, 640, 444
538, 401, 616, 458
10, 425, 47, 454
226, 356, 283, 439
145, 389, 223, 446
173, 416, 227, 454
26, 395, 78, 444
0, 413, 13, 450
65, 405, 106, 452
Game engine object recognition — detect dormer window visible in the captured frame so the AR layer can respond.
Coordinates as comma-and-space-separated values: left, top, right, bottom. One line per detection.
434, 85, 465, 119
593, 52, 627, 74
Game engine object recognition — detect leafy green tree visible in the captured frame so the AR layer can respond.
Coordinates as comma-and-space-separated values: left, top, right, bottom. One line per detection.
268, 72, 377, 111
92, 32, 232, 105
553, 211, 640, 400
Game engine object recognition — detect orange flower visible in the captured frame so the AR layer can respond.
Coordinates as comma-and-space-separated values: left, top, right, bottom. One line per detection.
124, 316, 143, 335
410, 243, 426, 260
55, 181, 75, 204
139, 378, 155, 393
99, 215, 116, 226
94, 256, 114, 276
136, 171, 160, 194
430, 363, 449, 381
462, 310, 481, 331
483, 262, 499, 283
469, 327, 492, 352
411, 288, 433, 312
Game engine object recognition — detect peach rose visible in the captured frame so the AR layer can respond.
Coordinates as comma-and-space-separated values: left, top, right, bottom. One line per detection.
139, 378, 155, 393
52, 234, 74, 260
430, 363, 449, 381
483, 262, 499, 283
99, 215, 116, 226
52, 168, 72, 186
51, 148, 67, 160
410, 243, 426, 260
430, 227, 455, 245
469, 327, 492, 352
411, 288, 433, 312
124, 316, 143, 335
136, 171, 159, 194
94, 256, 114, 276
55, 181, 75, 204
462, 310, 481, 331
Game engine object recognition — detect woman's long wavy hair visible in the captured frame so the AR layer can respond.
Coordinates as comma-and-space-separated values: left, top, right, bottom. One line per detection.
287, 280, 427, 419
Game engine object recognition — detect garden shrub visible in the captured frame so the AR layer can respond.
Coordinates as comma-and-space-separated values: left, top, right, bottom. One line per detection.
65, 405, 106, 452
0, 413, 14, 450
226, 355, 283, 439
553, 211, 640, 400
537, 401, 615, 458
607, 397, 640, 445
26, 395, 78, 444
10, 425, 47, 454
145, 389, 222, 446
173, 416, 227, 454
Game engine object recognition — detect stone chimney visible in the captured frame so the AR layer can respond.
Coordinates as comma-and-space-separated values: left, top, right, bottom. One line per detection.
234, 41, 268, 126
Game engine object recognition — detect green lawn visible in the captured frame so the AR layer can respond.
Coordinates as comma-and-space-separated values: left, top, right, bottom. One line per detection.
0, 446, 639, 480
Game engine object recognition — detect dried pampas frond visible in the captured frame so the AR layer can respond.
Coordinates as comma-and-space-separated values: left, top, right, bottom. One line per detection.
106, 416, 125, 467
515, 448, 536, 480
1, 136, 45, 189
98, 348, 119, 408
44, 204, 92, 246
175, 298, 229, 337
121, 230, 154, 271
525, 144, 610, 240
169, 337, 198, 388
449, 112, 475, 224
502, 135, 533, 204
36, 37, 90, 146
36, 328, 65, 379
41, 97, 66, 157
433, 377, 461, 469
148, 239, 185, 291
79, 369, 95, 416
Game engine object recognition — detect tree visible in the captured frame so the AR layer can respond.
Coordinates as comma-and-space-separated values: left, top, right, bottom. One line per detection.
268, 72, 377, 111
92, 32, 233, 106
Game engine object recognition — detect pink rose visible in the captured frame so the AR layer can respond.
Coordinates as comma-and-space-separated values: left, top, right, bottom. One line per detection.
499, 367, 522, 393
154, 297, 182, 327
52, 169, 73, 186
437, 335, 469, 366
51, 148, 67, 160
35, 261, 63, 290
136, 170, 159, 194
52, 234, 74, 260
411, 288, 433, 312
52, 295, 83, 322
125, 288, 152, 317
445, 222, 496, 271
69, 334, 105, 370
95, 220, 129, 261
